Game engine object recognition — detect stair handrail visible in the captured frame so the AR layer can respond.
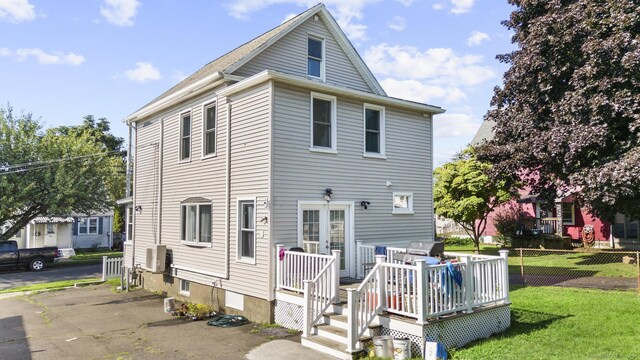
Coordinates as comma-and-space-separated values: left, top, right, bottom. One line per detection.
346, 255, 386, 353
302, 250, 341, 338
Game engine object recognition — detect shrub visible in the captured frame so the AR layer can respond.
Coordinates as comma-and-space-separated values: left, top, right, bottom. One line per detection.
494, 203, 525, 239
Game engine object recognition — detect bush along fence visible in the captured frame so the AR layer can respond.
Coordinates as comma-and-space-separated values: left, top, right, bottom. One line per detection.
510, 248, 640, 291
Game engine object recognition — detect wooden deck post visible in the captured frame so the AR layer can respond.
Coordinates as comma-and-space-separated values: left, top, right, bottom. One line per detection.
415, 258, 427, 324
499, 250, 510, 302
461, 255, 474, 313
346, 288, 358, 353
276, 244, 284, 290
331, 250, 341, 304
375, 255, 386, 312
302, 280, 312, 338
356, 241, 363, 279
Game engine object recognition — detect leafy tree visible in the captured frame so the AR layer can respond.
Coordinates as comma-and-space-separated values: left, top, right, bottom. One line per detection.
479, 0, 640, 220
434, 149, 518, 252
0, 106, 121, 240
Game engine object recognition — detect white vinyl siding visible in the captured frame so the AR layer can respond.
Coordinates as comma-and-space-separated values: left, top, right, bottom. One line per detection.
272, 83, 433, 252
233, 16, 375, 93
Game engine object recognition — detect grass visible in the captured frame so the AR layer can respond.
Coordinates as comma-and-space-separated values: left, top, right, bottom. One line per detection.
51, 250, 123, 267
0, 278, 101, 294
450, 286, 640, 359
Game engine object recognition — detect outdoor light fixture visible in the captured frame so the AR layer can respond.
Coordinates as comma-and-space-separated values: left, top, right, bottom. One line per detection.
323, 188, 333, 202
135, 205, 143, 213
360, 201, 371, 209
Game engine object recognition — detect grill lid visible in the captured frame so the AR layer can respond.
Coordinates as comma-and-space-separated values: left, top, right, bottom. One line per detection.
405, 241, 444, 257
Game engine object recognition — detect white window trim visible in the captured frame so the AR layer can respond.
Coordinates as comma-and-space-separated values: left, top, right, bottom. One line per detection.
79, 217, 99, 235
180, 202, 213, 247
392, 192, 414, 215
201, 100, 217, 159
179, 279, 190, 296
561, 202, 575, 225
126, 206, 133, 242
309, 92, 337, 153
236, 197, 257, 264
362, 103, 386, 158
307, 35, 325, 81
179, 110, 192, 163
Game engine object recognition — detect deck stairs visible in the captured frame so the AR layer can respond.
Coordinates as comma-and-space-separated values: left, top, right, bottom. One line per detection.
300, 283, 380, 359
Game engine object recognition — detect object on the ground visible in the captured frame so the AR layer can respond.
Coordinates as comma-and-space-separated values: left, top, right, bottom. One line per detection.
393, 338, 411, 359
582, 225, 595, 247
424, 341, 448, 359
623, 256, 636, 265
164, 297, 175, 313
372, 336, 394, 358
207, 314, 250, 327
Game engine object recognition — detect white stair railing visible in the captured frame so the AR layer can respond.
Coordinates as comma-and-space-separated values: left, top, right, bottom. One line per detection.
302, 250, 340, 337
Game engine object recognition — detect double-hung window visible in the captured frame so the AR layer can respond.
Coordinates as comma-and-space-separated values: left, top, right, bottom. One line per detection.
307, 37, 324, 80
181, 202, 212, 244
363, 104, 385, 157
203, 103, 216, 157
180, 112, 191, 161
79, 217, 98, 234
310, 93, 337, 152
238, 200, 255, 261
126, 207, 133, 241
561, 203, 575, 225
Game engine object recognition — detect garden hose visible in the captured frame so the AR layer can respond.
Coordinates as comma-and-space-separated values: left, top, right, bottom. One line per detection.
207, 314, 250, 327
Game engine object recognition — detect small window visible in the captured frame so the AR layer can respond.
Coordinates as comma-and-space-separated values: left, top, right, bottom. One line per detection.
364, 104, 385, 156
126, 207, 133, 241
307, 37, 324, 79
180, 279, 190, 295
79, 217, 98, 235
46, 224, 55, 234
392, 192, 414, 214
180, 112, 191, 161
181, 203, 212, 244
238, 200, 255, 260
203, 104, 216, 156
310, 93, 337, 152
561, 203, 575, 225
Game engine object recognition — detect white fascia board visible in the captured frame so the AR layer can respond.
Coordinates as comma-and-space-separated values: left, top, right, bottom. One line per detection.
217, 70, 446, 115
123, 72, 226, 124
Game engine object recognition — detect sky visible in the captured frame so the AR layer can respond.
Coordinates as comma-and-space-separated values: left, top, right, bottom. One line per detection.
0, 0, 517, 166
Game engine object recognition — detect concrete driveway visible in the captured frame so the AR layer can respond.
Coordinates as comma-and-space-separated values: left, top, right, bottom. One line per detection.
0, 285, 333, 360
0, 264, 102, 291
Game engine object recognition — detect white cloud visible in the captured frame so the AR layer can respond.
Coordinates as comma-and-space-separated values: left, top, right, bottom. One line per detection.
1, 47, 85, 65
0, 0, 35, 23
224, 0, 379, 41
467, 31, 489, 46
451, 0, 474, 14
100, 0, 140, 27
395, 0, 413, 5
433, 113, 481, 138
388, 16, 405, 31
432, 3, 445, 10
364, 43, 495, 86
124, 62, 161, 82
380, 78, 466, 104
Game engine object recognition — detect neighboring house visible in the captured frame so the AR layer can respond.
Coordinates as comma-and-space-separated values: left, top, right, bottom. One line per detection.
122, 5, 512, 357
471, 121, 640, 248
1, 213, 114, 252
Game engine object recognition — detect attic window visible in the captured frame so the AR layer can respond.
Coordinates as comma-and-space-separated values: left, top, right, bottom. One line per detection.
307, 37, 324, 80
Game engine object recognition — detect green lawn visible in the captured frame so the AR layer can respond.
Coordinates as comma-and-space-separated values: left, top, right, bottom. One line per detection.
450, 286, 640, 359
445, 246, 637, 278
51, 250, 123, 267
0, 278, 101, 294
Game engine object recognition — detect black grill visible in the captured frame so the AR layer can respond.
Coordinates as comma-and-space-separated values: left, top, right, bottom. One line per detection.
392, 241, 444, 264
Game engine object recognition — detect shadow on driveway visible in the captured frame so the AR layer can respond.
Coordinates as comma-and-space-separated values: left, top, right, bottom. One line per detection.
0, 315, 32, 360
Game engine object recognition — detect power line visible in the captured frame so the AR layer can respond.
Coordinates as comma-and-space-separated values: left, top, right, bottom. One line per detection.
1, 151, 121, 171
0, 153, 125, 176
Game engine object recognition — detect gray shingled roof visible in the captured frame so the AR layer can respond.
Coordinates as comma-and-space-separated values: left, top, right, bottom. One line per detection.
470, 120, 495, 146
136, 5, 320, 113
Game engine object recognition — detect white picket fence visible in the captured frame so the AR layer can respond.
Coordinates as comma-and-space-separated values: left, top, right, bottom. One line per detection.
102, 256, 123, 281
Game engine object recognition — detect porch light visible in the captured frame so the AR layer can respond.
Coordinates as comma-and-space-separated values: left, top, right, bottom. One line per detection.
323, 188, 333, 202
360, 201, 371, 210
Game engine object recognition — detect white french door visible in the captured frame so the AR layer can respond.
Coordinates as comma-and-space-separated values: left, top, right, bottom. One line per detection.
299, 202, 352, 277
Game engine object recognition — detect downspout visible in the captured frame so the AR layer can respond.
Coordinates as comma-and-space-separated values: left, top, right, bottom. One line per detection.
223, 100, 232, 279
157, 118, 164, 245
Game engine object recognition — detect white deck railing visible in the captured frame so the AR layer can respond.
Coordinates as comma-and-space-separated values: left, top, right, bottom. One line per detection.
356, 241, 406, 278
345, 250, 510, 353
102, 256, 123, 281
303, 250, 340, 337
276, 245, 336, 293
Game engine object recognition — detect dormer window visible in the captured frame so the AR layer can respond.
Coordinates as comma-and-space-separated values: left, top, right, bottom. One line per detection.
307, 37, 324, 80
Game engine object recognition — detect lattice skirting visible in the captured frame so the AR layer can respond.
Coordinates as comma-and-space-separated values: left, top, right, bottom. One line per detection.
274, 300, 304, 332
382, 305, 511, 356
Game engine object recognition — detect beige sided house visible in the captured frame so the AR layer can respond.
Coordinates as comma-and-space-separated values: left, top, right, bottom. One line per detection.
123, 4, 511, 358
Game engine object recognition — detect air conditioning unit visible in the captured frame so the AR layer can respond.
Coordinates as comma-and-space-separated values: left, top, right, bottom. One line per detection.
146, 244, 167, 273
